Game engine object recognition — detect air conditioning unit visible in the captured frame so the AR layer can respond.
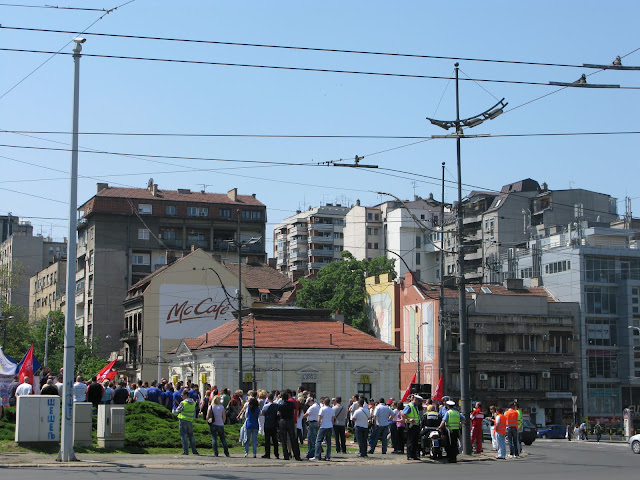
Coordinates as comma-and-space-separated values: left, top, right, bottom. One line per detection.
199, 211, 207, 217
542, 371, 551, 379
570, 373, 579, 379
479, 373, 488, 381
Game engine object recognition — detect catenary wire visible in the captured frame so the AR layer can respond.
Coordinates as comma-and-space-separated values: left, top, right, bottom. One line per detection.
0, 3, 109, 11
2, 47, 640, 89
0, 25, 624, 70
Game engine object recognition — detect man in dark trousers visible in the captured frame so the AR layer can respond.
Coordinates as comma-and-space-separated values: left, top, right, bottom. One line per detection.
439, 400, 464, 463
278, 391, 302, 461
402, 394, 423, 460
261, 393, 280, 459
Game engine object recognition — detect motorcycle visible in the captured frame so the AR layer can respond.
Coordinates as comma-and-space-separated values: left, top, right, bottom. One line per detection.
421, 426, 446, 459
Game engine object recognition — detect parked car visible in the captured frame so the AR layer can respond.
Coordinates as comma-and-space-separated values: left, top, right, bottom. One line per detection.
630, 433, 640, 454
537, 424, 566, 439
482, 418, 537, 445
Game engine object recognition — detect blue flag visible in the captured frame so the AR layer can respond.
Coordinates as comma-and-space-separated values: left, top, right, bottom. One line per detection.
15, 348, 41, 376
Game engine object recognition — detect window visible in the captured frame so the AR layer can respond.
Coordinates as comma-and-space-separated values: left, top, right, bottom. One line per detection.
374, 243, 379, 249
550, 374, 569, 391
518, 335, 537, 352
521, 267, 534, 278
367, 213, 373, 221
357, 382, 372, 399
586, 257, 616, 283
587, 319, 617, 346
241, 210, 252, 219
416, 236, 422, 248
587, 350, 618, 378
131, 253, 150, 266
138, 228, 150, 240
166, 205, 176, 216
138, 204, 152, 215
621, 259, 640, 280
219, 208, 232, 218
188, 206, 209, 217
416, 252, 421, 265
161, 229, 176, 240
519, 374, 537, 390
333, 232, 343, 239
367, 227, 372, 235
585, 286, 617, 314
488, 374, 506, 390
486, 334, 505, 352
375, 214, 380, 221
544, 260, 571, 275
301, 382, 317, 395
549, 332, 570, 353
252, 211, 263, 220
367, 243, 372, 249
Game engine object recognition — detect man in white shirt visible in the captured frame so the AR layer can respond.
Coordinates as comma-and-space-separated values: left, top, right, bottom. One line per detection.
351, 399, 370, 457
311, 397, 336, 461
55, 374, 64, 400
15, 377, 34, 397
304, 397, 320, 459
133, 384, 146, 402
72, 376, 87, 402
369, 397, 393, 454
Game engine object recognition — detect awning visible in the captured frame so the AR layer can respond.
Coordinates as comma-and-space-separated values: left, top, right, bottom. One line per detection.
258, 288, 271, 294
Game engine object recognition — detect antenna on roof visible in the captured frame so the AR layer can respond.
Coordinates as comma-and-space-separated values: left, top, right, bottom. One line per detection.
199, 184, 211, 193
147, 178, 154, 189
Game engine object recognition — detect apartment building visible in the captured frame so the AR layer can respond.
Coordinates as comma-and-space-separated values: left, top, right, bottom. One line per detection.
0, 233, 66, 314
367, 272, 580, 426
1, 215, 33, 242
76, 182, 267, 356
506, 222, 640, 429
273, 204, 349, 280
29, 259, 66, 321
442, 179, 617, 284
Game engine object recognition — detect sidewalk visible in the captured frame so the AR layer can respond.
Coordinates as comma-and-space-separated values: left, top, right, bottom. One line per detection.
0, 449, 506, 469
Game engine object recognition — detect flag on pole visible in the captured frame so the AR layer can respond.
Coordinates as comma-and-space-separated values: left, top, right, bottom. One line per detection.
432, 375, 444, 401
17, 344, 35, 384
96, 359, 117, 382
401, 372, 417, 402
16, 346, 41, 379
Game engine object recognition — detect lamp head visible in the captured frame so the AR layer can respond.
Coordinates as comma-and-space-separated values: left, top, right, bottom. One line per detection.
72, 37, 86, 54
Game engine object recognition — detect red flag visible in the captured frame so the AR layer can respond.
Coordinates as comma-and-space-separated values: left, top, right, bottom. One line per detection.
18, 344, 34, 384
401, 372, 417, 402
104, 370, 118, 381
96, 359, 117, 382
432, 375, 444, 401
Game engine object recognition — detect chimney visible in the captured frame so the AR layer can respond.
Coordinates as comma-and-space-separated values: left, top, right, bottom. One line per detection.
356, 199, 361, 206
252, 193, 256, 198
227, 188, 238, 202
330, 334, 333, 345
151, 184, 158, 196
97, 182, 108, 193
205, 332, 209, 343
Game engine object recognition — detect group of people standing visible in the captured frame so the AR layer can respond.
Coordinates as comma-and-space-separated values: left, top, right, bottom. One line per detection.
486, 401, 523, 459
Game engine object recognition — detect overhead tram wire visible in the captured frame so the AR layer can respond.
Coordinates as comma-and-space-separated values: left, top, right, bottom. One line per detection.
0, 3, 110, 11
0, 25, 616, 70
2, 47, 640, 89
0, 1, 136, 102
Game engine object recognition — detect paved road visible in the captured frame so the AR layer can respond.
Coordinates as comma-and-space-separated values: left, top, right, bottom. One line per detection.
1, 439, 638, 479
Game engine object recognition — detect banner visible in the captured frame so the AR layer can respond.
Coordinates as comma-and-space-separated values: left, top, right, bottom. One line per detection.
0, 348, 17, 376
0, 375, 13, 407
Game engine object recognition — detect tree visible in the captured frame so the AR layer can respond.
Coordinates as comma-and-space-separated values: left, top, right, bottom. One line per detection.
296, 251, 396, 334
1, 302, 32, 360
30, 310, 109, 376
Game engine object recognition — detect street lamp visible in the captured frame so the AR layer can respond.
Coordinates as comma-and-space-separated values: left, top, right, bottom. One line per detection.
58, 36, 85, 463
425, 63, 507, 456
228, 210, 261, 392
416, 319, 429, 386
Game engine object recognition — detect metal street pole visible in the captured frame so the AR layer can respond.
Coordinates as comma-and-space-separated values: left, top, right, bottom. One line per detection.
417, 332, 421, 385
454, 63, 472, 456
157, 335, 161, 382
237, 211, 243, 392
44, 313, 50, 366
439, 162, 446, 393
58, 36, 85, 463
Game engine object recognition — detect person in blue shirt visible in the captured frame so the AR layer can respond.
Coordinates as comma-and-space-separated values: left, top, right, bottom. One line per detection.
146, 381, 163, 404
244, 397, 260, 458
172, 384, 183, 413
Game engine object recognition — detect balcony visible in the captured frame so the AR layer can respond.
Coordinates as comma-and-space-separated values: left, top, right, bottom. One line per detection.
119, 329, 139, 344
309, 249, 333, 257
309, 236, 333, 244
310, 223, 334, 232
76, 269, 85, 281
290, 264, 307, 271
75, 291, 84, 304
310, 261, 332, 270
290, 250, 307, 259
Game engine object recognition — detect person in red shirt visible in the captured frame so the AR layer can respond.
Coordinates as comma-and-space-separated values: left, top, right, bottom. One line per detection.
470, 401, 485, 453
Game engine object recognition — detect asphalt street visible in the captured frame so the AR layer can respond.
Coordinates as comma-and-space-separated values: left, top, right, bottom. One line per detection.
1, 439, 638, 479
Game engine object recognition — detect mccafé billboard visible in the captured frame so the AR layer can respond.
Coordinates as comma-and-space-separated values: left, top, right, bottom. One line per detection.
158, 284, 238, 338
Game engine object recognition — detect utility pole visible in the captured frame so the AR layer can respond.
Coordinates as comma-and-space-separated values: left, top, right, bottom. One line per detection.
417, 331, 421, 385
252, 317, 256, 391
236, 210, 243, 392
58, 36, 86, 463
426, 63, 507, 456
44, 313, 50, 366
439, 162, 446, 394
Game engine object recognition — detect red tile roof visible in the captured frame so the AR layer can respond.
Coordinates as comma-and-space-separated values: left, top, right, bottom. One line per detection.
223, 262, 293, 291
181, 308, 400, 352
87, 186, 265, 207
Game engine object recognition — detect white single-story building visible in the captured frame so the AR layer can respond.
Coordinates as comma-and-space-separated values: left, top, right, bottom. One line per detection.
168, 307, 403, 400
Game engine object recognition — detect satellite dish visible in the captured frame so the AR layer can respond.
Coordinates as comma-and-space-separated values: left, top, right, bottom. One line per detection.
147, 178, 154, 188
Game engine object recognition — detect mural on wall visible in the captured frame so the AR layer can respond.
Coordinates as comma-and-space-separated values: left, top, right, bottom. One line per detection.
158, 284, 238, 339
403, 301, 436, 365
369, 291, 394, 346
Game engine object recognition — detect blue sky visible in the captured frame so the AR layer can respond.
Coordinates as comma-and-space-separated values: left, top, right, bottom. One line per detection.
1, 1, 638, 255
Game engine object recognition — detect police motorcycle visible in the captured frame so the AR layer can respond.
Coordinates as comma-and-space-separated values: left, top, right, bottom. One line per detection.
420, 409, 445, 459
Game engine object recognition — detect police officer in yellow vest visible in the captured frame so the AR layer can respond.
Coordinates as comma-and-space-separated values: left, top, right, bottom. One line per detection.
439, 400, 464, 463
176, 389, 199, 455
402, 394, 424, 460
